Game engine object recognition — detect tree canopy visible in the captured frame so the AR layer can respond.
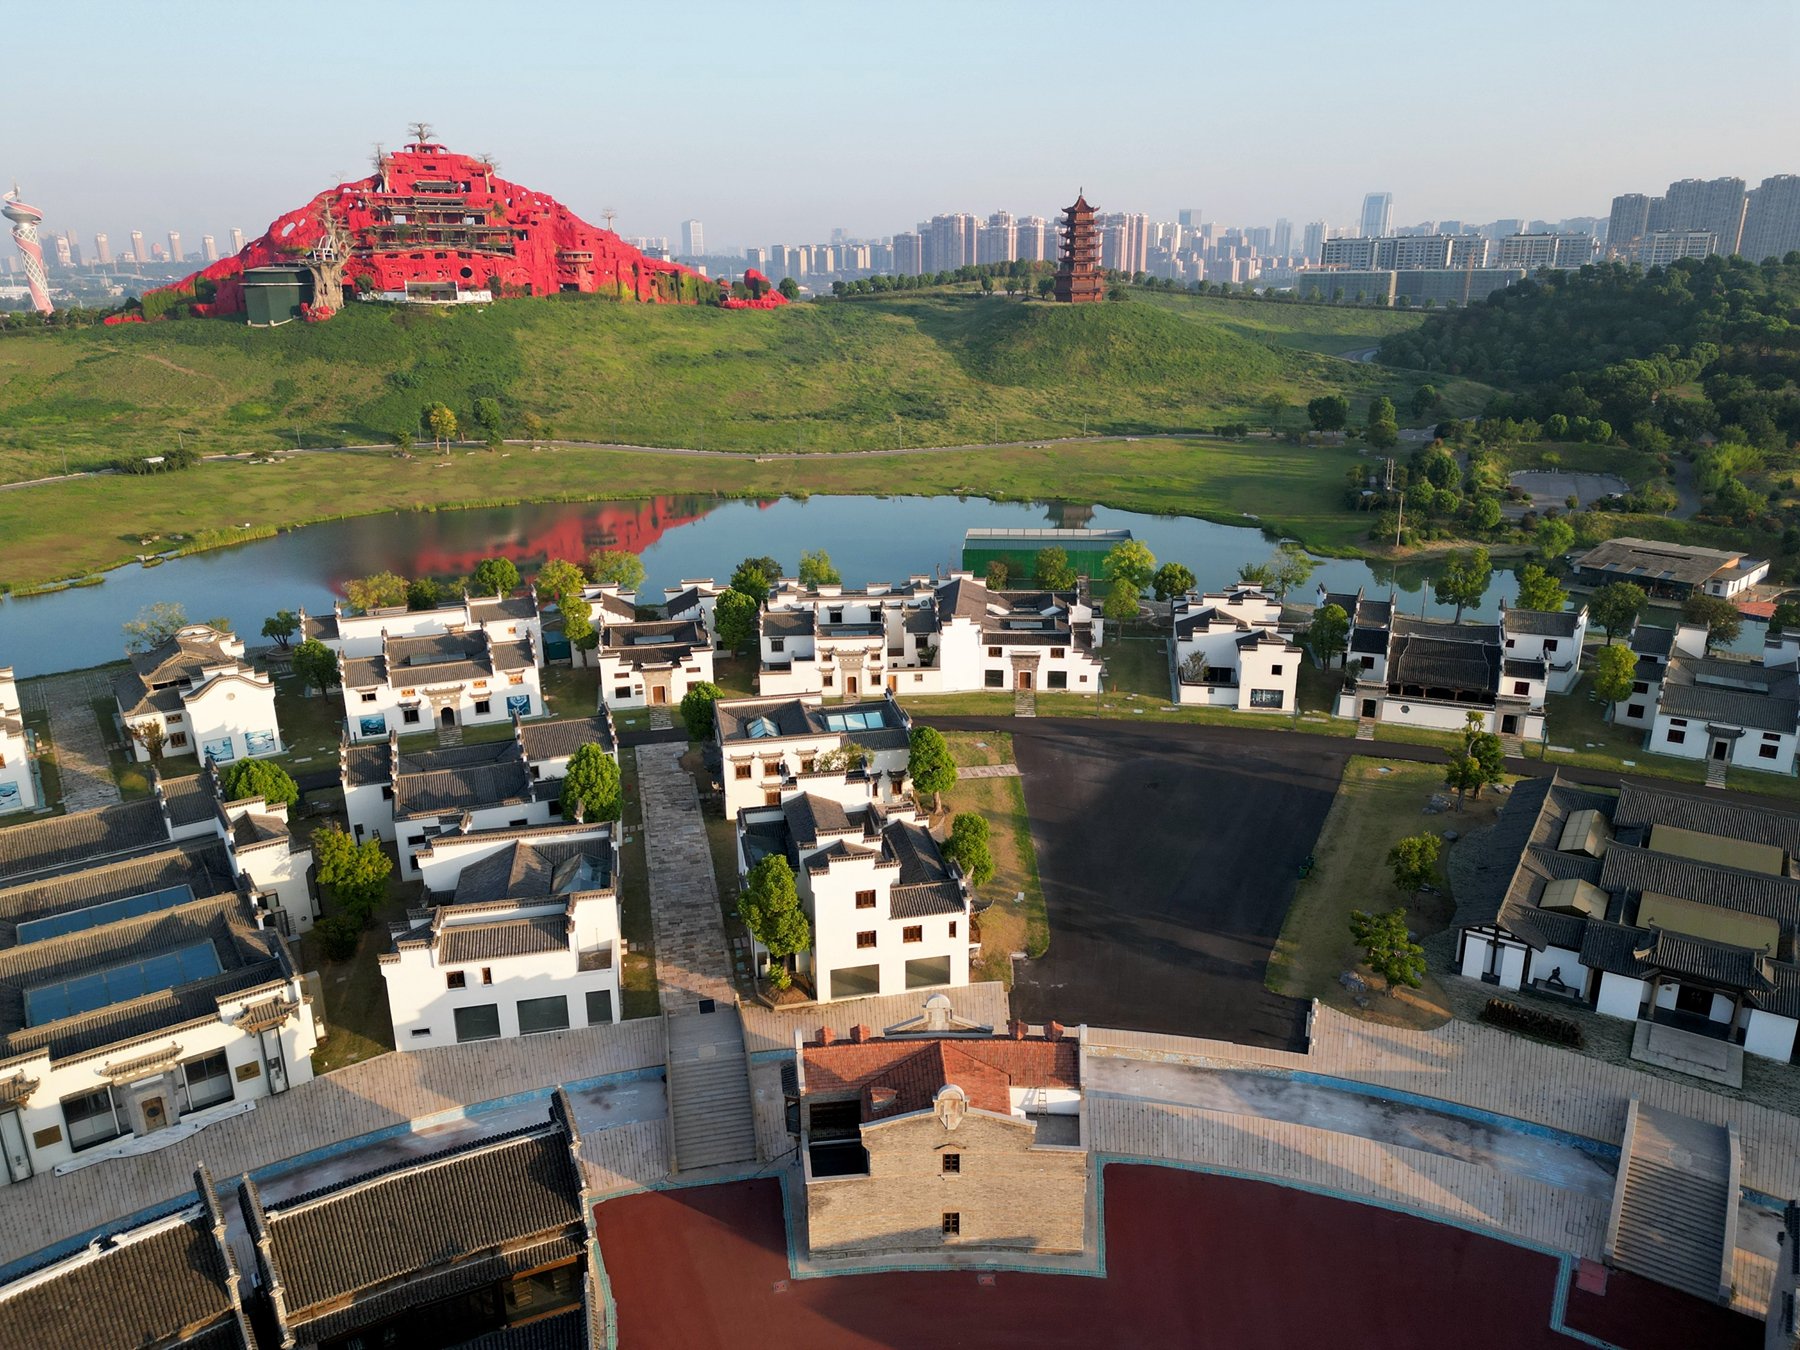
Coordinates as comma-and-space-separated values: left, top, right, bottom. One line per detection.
562, 744, 622, 822
739, 854, 811, 963
345, 571, 408, 613
587, 549, 646, 592
291, 639, 339, 697
471, 556, 520, 598
1511, 563, 1567, 613
1311, 603, 1349, 667
1387, 833, 1441, 894
1034, 547, 1077, 591
1681, 593, 1742, 648
908, 726, 958, 810
1102, 539, 1156, 593
1151, 562, 1196, 603
713, 589, 760, 653
1444, 715, 1505, 807
1348, 908, 1427, 995
1434, 548, 1492, 622
680, 681, 723, 742
1307, 394, 1349, 432
1591, 643, 1637, 709
1590, 581, 1646, 643
798, 550, 841, 588
261, 611, 298, 649
534, 559, 586, 606
940, 812, 995, 888
123, 601, 189, 652
219, 759, 299, 809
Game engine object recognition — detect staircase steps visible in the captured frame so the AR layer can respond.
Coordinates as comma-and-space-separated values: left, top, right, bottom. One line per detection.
1705, 758, 1729, 789
1014, 689, 1037, 718
665, 1006, 757, 1172
1605, 1100, 1735, 1304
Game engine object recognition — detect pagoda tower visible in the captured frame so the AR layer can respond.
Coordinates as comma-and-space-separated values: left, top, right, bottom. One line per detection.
1053, 191, 1103, 303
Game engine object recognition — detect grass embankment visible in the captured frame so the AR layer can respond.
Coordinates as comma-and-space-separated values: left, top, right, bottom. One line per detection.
1266, 758, 1503, 1031
0, 290, 1459, 480
617, 750, 660, 1020
938, 732, 1047, 983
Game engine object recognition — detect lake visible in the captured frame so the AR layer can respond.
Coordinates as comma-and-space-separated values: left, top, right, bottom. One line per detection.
1, 493, 1533, 677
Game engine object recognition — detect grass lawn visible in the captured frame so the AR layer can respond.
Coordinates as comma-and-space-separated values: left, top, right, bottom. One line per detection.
938, 732, 1047, 984
269, 675, 345, 769
710, 655, 759, 701
539, 662, 599, 717
295, 831, 412, 1071
93, 697, 156, 798
1266, 757, 1506, 1031
616, 751, 660, 1020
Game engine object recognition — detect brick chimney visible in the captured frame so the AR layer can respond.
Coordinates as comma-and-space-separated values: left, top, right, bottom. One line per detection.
1008, 1019, 1026, 1040
817, 1026, 834, 1046
1046, 1021, 1065, 1042
850, 1024, 871, 1043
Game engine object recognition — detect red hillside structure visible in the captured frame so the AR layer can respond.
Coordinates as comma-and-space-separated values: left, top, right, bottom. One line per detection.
133, 128, 784, 325
1054, 191, 1104, 304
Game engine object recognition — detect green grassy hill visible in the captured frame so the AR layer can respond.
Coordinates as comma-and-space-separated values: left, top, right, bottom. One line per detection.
0, 290, 1487, 482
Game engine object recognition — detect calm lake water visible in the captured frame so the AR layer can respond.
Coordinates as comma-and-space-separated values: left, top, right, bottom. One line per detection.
1, 494, 1529, 677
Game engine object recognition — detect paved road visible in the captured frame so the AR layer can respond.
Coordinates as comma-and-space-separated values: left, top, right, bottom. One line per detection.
635, 742, 736, 1010
18, 669, 121, 811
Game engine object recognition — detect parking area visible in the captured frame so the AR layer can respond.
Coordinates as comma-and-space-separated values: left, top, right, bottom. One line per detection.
1003, 719, 1344, 1049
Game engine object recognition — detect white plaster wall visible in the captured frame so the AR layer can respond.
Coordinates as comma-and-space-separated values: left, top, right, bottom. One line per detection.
235, 843, 317, 934
596, 649, 715, 710
345, 780, 394, 844
1526, 944, 1585, 989
395, 800, 556, 878
1595, 973, 1648, 1020
804, 831, 969, 1001
185, 676, 283, 764
1498, 944, 1527, 989
382, 943, 621, 1049
1458, 932, 1492, 981
1744, 1010, 1799, 1063
1234, 642, 1299, 712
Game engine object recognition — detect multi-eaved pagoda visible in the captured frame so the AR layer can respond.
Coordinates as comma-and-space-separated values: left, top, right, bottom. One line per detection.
1053, 191, 1103, 303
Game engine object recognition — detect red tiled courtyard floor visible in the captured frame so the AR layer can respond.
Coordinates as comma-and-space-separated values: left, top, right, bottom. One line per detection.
594, 1167, 1763, 1350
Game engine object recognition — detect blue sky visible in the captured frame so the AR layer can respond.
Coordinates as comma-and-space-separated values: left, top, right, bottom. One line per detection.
15, 0, 1799, 252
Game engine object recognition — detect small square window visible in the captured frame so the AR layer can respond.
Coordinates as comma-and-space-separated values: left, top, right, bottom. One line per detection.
1626, 703, 1645, 720
1668, 729, 1687, 745
770, 637, 785, 652
474, 699, 491, 715
1051, 647, 1065, 659
411, 1028, 432, 1037
987, 647, 1002, 658
903, 925, 923, 943
1760, 744, 1778, 760
402, 708, 421, 725
823, 674, 835, 688
942, 1212, 960, 1236
984, 671, 1004, 688
1513, 681, 1529, 695
615, 686, 633, 700
446, 971, 466, 990
949, 920, 957, 938
481, 966, 493, 985
856, 889, 877, 910
942, 1153, 961, 1173
1544, 639, 1559, 652
735, 763, 753, 780
170, 732, 189, 748
361, 692, 377, 703
1632, 681, 1649, 695
1271, 664, 1283, 677
857, 931, 877, 949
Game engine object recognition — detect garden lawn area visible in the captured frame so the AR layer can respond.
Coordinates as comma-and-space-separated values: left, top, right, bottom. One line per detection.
938, 732, 1047, 984
1266, 757, 1502, 1031
617, 751, 659, 1020
270, 675, 345, 768
709, 655, 759, 701
93, 697, 155, 798
296, 831, 412, 1071
538, 662, 599, 717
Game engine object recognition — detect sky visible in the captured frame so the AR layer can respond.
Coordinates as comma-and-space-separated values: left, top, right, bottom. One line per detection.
12, 0, 1799, 254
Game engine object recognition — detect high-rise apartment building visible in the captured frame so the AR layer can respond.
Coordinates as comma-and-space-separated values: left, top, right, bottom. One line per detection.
892, 231, 922, 275
1359, 192, 1393, 238
1302, 220, 1326, 263
1662, 177, 1746, 255
167, 230, 183, 262
52, 234, 72, 266
1015, 216, 1051, 262
1272, 218, 1293, 258
129, 230, 146, 263
743, 246, 768, 271
1606, 194, 1653, 259
921, 213, 977, 273
680, 219, 704, 256
93, 232, 111, 265
1742, 175, 1800, 263
1494, 233, 1596, 271
1097, 212, 1148, 273
1321, 234, 1489, 271
201, 235, 218, 262
976, 211, 1016, 264
1635, 230, 1717, 266
229, 227, 245, 253
1177, 208, 1202, 229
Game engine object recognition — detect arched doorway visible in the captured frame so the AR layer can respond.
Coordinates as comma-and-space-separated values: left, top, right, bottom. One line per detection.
441, 706, 456, 728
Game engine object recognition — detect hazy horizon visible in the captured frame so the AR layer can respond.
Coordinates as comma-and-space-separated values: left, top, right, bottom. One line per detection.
10, 0, 1799, 254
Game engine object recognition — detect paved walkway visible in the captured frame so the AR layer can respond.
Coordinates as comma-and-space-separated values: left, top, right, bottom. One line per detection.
635, 742, 735, 1011
958, 762, 1021, 779
20, 668, 122, 811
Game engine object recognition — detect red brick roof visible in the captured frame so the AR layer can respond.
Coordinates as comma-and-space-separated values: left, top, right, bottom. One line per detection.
802, 1035, 1078, 1120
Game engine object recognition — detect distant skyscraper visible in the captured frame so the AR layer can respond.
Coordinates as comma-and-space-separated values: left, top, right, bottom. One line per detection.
229, 227, 245, 253
892, 231, 922, 275
2, 187, 53, 313
1272, 218, 1293, 258
202, 234, 218, 262
52, 233, 72, 267
1662, 177, 1747, 255
167, 230, 183, 262
1302, 220, 1327, 263
1359, 192, 1393, 238
1177, 208, 1202, 229
1607, 194, 1653, 259
93, 232, 112, 265
150, 243, 167, 262
1742, 175, 1800, 263
977, 211, 1016, 264
129, 229, 146, 263
1015, 216, 1050, 262
680, 219, 704, 256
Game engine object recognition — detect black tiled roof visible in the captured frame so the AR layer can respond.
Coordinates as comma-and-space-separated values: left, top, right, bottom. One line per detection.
1656, 655, 1800, 734
0, 841, 237, 941
1630, 625, 1676, 659
1388, 633, 1499, 695
883, 819, 966, 919
1350, 628, 1388, 655
1503, 608, 1581, 638
1579, 920, 1654, 978
0, 798, 170, 885
1599, 842, 1800, 927
161, 772, 221, 829
438, 914, 569, 963
457, 1307, 589, 1350
762, 609, 817, 637
519, 714, 614, 763
390, 742, 534, 818
468, 593, 539, 622
784, 793, 857, 845
1613, 782, 1800, 857
450, 838, 610, 905
1637, 929, 1775, 991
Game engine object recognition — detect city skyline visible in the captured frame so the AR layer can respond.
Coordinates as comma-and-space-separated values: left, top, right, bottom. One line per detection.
6, 0, 1796, 252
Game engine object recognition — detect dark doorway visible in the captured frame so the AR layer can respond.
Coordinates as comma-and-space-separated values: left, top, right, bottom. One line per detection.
440, 706, 455, 728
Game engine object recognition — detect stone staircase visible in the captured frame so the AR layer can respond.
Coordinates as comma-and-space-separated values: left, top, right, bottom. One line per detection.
648, 706, 674, 731
1014, 688, 1037, 718
664, 1006, 757, 1173
436, 721, 464, 748
1705, 757, 1729, 789
1354, 720, 1376, 741
1605, 1099, 1737, 1304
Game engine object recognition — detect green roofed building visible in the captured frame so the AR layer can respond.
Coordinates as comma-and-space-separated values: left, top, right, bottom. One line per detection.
961, 528, 1131, 584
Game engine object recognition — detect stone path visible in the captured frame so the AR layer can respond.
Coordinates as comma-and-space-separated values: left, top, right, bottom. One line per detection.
958, 763, 1021, 779
648, 706, 673, 731
20, 668, 122, 811
635, 742, 735, 1011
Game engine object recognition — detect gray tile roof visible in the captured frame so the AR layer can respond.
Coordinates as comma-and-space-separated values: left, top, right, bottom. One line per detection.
784, 793, 858, 846
1631, 625, 1676, 659
438, 914, 569, 963
1579, 920, 1654, 978
450, 839, 611, 905
456, 1308, 588, 1350
598, 619, 706, 662
762, 609, 817, 637
519, 714, 615, 763
388, 741, 535, 818
1600, 842, 1800, 927
1637, 929, 1776, 992
161, 772, 220, 829
1576, 537, 1752, 589
1388, 633, 1500, 696
1503, 608, 1581, 638
0, 798, 170, 886
0, 841, 237, 941
1657, 655, 1800, 734
1613, 782, 1800, 857
468, 593, 538, 622
882, 819, 967, 919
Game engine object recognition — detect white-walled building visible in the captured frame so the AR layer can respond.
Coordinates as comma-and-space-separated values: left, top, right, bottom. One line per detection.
300, 593, 543, 661
715, 693, 914, 817
341, 628, 542, 742
738, 775, 972, 1001
664, 580, 726, 643
113, 626, 283, 765
1500, 602, 1590, 696
0, 781, 318, 1187
342, 715, 615, 878
381, 822, 623, 1047
1455, 774, 1800, 1064
593, 619, 715, 710
1171, 587, 1300, 711
0, 667, 41, 815
1572, 537, 1769, 601
1617, 622, 1800, 775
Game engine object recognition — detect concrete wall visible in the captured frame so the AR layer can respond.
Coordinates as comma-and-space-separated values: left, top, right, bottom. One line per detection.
1745, 1011, 1799, 1064
806, 1108, 1087, 1256
1648, 714, 1798, 774
1596, 972, 1649, 1020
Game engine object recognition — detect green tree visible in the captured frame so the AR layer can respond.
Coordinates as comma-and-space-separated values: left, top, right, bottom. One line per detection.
680, 681, 723, 741
1511, 563, 1567, 613
562, 743, 623, 822
1434, 547, 1492, 622
1237, 561, 1276, 589
1681, 593, 1741, 648
1034, 547, 1077, 590
407, 577, 446, 611
471, 556, 520, 598
798, 549, 841, 588
1444, 714, 1505, 808
344, 571, 409, 613
1410, 384, 1441, 418
1366, 395, 1399, 449
1103, 539, 1156, 593
1387, 833, 1442, 894
261, 610, 299, 649
1036, 276, 1055, 299
587, 549, 646, 592
534, 559, 587, 606
1533, 516, 1576, 561
472, 396, 502, 435
1590, 581, 1646, 644
291, 638, 339, 697
1268, 541, 1317, 598
1348, 908, 1427, 995
713, 589, 760, 653
940, 812, 995, 888
1591, 643, 1637, 711
313, 823, 393, 923
1311, 603, 1350, 667
128, 720, 167, 760
1771, 600, 1800, 635
1104, 583, 1142, 624
425, 403, 458, 450
219, 759, 300, 809
777, 277, 800, 301
739, 854, 811, 976
123, 601, 189, 652
986, 559, 1011, 589
908, 726, 958, 812
1468, 494, 1503, 531
1307, 394, 1350, 432
731, 556, 780, 602
391, 427, 414, 454
1151, 562, 1196, 603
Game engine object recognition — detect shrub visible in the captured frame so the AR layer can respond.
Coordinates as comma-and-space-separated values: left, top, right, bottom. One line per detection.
1479, 998, 1583, 1047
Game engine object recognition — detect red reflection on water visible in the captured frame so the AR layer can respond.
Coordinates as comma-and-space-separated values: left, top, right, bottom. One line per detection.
398, 496, 749, 581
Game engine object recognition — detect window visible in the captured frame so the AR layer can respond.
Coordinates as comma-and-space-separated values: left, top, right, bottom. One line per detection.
1626, 704, 1645, 720
474, 699, 491, 715
984, 671, 1004, 688
183, 1051, 233, 1111
453, 1004, 502, 1043
1047, 671, 1067, 690
942, 1153, 961, 1174
855, 889, 877, 910
402, 707, 421, 725
942, 1213, 961, 1236
517, 995, 570, 1035
1271, 665, 1284, 677
62, 1087, 124, 1151
1765, 732, 1782, 742
735, 763, 752, 780
1760, 744, 1779, 760
1543, 639, 1559, 653
481, 967, 494, 985
411, 1028, 431, 1038
903, 925, 923, 943
1669, 718, 1688, 728
361, 692, 377, 703
801, 757, 816, 773
770, 637, 785, 653
1668, 729, 1686, 745
1512, 681, 1529, 696
1632, 681, 1649, 695
585, 989, 614, 1025
857, 931, 877, 949
987, 647, 1002, 658
1051, 647, 1065, 659
614, 686, 632, 700
1504, 638, 1514, 649
1249, 689, 1283, 709
169, 732, 189, 749
949, 921, 957, 938
823, 674, 835, 688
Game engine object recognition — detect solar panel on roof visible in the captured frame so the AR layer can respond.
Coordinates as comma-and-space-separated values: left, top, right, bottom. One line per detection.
15, 884, 198, 944
23, 940, 221, 1026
